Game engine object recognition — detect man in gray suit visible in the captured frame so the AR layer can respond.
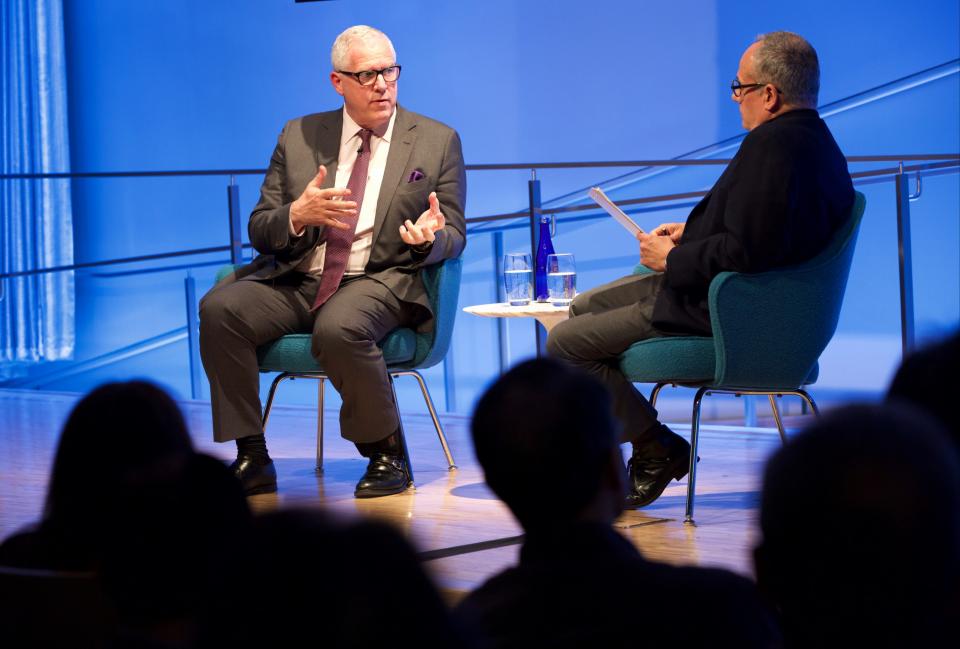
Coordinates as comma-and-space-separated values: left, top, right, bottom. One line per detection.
199, 25, 466, 497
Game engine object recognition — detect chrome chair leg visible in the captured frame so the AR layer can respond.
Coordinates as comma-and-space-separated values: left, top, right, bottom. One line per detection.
316, 377, 325, 473
649, 382, 667, 408
796, 389, 820, 417
393, 370, 457, 470
261, 372, 295, 430
768, 394, 788, 444
388, 375, 415, 485
685, 387, 709, 525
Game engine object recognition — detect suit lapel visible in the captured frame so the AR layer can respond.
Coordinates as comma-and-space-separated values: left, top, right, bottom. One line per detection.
372, 106, 417, 244
314, 109, 343, 189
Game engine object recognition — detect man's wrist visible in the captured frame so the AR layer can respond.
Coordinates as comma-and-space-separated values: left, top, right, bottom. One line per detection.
289, 202, 305, 236
411, 240, 433, 254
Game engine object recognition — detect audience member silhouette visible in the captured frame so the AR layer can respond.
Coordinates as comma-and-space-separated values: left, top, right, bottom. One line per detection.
755, 403, 960, 648
0, 380, 196, 571
231, 508, 471, 649
104, 452, 253, 648
0, 381, 255, 649
456, 358, 780, 649
886, 329, 960, 445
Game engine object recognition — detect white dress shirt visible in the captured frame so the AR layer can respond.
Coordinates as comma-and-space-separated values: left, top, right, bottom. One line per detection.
292, 107, 397, 275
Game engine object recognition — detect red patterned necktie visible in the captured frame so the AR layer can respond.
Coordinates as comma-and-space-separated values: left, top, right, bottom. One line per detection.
311, 128, 372, 310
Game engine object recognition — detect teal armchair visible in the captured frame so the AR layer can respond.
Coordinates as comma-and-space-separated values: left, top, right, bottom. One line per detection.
619, 192, 866, 522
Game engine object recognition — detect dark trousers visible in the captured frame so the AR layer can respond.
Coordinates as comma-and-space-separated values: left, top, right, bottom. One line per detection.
546, 272, 667, 444
199, 272, 422, 444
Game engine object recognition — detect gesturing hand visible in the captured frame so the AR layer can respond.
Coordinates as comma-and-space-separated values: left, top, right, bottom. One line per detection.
399, 191, 445, 247
289, 165, 356, 234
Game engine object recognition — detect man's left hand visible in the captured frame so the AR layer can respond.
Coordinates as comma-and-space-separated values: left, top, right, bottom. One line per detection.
400, 191, 445, 247
637, 231, 676, 272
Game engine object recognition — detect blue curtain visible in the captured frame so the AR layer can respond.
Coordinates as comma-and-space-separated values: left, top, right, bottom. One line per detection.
0, 0, 74, 379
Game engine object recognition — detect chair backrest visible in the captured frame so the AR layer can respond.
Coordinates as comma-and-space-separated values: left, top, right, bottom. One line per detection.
708, 191, 866, 389
410, 256, 463, 369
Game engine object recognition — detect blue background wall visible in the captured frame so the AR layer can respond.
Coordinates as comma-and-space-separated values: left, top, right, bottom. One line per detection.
10, 0, 958, 415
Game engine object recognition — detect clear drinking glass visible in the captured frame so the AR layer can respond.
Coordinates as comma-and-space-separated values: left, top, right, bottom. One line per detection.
547, 253, 576, 306
503, 252, 533, 306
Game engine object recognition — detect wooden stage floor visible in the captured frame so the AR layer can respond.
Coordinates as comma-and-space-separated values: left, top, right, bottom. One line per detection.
0, 388, 804, 597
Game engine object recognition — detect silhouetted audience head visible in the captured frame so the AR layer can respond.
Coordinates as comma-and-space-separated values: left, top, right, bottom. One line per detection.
104, 452, 252, 647
887, 329, 960, 446
471, 358, 624, 531
237, 508, 468, 648
42, 380, 196, 562
755, 403, 960, 648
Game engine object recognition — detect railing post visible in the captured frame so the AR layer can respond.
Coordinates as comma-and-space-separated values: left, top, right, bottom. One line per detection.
492, 231, 509, 374
443, 351, 456, 413
894, 169, 915, 354
184, 273, 203, 399
227, 176, 243, 265
528, 170, 547, 356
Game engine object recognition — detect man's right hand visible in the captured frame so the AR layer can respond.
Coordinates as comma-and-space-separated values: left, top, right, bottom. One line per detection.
653, 222, 686, 243
289, 165, 356, 234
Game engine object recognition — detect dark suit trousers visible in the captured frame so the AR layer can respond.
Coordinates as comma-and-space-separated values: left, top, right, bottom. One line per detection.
546, 272, 667, 445
199, 273, 422, 444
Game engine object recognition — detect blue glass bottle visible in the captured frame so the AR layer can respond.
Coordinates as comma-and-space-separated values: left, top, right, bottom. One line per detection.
534, 215, 555, 302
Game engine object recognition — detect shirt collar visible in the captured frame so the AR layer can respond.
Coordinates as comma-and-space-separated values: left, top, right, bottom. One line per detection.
341, 106, 396, 147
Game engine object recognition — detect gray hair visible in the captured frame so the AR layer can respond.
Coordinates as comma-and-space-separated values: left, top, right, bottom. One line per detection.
753, 31, 820, 107
330, 25, 396, 70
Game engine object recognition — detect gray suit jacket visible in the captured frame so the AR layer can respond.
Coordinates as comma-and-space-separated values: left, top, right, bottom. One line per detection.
235, 105, 467, 331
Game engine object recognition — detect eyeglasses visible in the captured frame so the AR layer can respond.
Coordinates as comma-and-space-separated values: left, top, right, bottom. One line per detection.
337, 65, 401, 87
730, 78, 779, 98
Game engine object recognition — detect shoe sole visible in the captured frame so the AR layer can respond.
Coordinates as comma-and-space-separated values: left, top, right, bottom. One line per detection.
245, 482, 278, 496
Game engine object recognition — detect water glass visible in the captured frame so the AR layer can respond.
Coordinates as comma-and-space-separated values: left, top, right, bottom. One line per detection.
503, 252, 533, 306
547, 253, 576, 306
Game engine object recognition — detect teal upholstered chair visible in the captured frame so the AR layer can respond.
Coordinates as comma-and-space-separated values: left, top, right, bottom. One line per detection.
214, 257, 462, 479
619, 191, 866, 523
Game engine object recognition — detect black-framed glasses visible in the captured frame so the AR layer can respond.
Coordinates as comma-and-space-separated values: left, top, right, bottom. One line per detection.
337, 65, 401, 86
730, 78, 780, 98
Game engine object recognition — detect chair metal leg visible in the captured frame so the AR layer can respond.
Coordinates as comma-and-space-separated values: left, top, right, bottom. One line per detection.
649, 382, 667, 408
261, 372, 295, 431
796, 389, 820, 417
685, 387, 709, 525
768, 394, 788, 445
388, 376, 415, 486
316, 378, 325, 473
393, 370, 457, 470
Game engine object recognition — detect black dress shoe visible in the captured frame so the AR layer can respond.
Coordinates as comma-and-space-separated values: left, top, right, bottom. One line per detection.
229, 455, 277, 495
354, 452, 411, 498
624, 432, 691, 508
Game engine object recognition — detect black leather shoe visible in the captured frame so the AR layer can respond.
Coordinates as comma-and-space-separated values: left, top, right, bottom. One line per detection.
229, 456, 277, 495
624, 433, 691, 508
354, 452, 411, 498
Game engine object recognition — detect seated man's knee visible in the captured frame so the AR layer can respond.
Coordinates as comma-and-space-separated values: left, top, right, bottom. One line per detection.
199, 288, 239, 332
311, 316, 370, 360
546, 321, 573, 359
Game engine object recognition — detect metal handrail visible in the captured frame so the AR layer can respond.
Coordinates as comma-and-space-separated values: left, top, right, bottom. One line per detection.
1, 153, 957, 181
1, 155, 956, 280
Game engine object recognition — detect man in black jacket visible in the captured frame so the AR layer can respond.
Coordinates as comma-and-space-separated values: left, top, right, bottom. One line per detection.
456, 358, 780, 649
547, 31, 853, 508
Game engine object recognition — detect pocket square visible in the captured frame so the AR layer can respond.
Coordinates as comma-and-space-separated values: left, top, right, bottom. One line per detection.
407, 169, 425, 183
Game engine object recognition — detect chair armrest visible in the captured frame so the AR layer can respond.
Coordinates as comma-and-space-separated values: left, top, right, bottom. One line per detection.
214, 264, 241, 285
